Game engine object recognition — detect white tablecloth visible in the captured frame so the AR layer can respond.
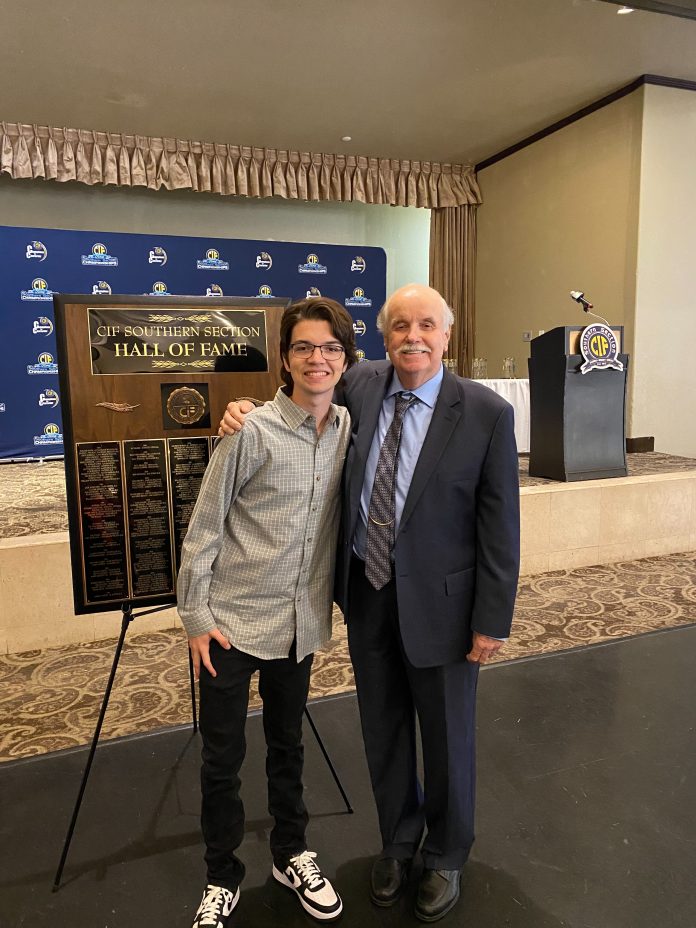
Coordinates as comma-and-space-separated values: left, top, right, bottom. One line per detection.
477, 379, 530, 453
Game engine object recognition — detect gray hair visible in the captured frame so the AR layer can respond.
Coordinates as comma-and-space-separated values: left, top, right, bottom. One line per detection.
376, 293, 454, 333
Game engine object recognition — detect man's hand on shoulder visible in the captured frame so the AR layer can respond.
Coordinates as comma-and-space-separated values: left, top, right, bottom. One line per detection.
466, 632, 505, 665
188, 627, 231, 679
218, 399, 256, 437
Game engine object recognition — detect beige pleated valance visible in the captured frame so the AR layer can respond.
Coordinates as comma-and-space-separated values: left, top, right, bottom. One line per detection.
0, 122, 481, 209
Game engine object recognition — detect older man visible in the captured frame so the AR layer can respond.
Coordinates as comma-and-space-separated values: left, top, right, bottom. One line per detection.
223, 284, 519, 922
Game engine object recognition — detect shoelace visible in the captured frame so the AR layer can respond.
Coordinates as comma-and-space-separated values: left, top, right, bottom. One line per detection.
198, 887, 233, 925
289, 851, 324, 890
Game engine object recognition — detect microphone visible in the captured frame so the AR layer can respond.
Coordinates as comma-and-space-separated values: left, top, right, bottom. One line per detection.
570, 290, 611, 327
570, 290, 593, 311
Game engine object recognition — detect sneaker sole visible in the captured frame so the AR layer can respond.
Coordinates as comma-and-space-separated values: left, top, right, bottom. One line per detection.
272, 865, 343, 922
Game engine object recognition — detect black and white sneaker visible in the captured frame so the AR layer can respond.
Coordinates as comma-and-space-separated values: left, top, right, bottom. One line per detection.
273, 850, 343, 921
192, 884, 240, 927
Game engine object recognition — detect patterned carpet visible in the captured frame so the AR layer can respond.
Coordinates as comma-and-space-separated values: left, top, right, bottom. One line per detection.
2, 551, 695, 763
3, 452, 696, 539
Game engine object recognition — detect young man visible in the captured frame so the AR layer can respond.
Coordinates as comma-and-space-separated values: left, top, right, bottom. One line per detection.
177, 297, 357, 927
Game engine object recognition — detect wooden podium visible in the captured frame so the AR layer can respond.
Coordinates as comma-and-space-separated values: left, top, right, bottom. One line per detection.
528, 325, 629, 482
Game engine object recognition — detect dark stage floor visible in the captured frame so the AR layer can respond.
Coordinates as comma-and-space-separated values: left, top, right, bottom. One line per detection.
1, 626, 695, 928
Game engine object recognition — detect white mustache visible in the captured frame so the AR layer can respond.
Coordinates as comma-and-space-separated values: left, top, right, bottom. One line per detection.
397, 344, 431, 355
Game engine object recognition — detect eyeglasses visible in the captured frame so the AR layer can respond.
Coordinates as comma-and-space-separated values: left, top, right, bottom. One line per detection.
289, 341, 345, 360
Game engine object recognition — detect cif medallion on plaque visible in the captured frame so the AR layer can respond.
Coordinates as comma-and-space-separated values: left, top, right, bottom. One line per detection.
161, 383, 211, 429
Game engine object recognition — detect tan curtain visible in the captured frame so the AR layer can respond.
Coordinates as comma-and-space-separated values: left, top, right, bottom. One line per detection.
429, 204, 478, 377
0, 122, 481, 209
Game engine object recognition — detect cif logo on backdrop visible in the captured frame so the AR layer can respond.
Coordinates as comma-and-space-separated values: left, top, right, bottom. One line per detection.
32, 316, 54, 336
26, 241, 48, 261
27, 352, 59, 375
206, 284, 224, 297
350, 256, 366, 273
352, 319, 366, 337
306, 287, 322, 299
345, 287, 372, 308
257, 285, 273, 298
0, 402, 5, 412
81, 242, 119, 266
256, 251, 273, 270
33, 422, 64, 446
148, 245, 168, 265
356, 349, 366, 362
579, 324, 624, 374
298, 253, 327, 274
197, 248, 229, 270
148, 281, 171, 296
92, 281, 112, 295
21, 278, 54, 301
38, 388, 60, 408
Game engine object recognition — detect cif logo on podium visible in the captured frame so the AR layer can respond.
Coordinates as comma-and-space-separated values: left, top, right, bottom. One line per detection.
26, 241, 48, 261
579, 324, 623, 374
21, 278, 54, 301
345, 287, 372, 308
81, 242, 119, 266
298, 253, 327, 274
197, 248, 229, 270
257, 285, 273, 298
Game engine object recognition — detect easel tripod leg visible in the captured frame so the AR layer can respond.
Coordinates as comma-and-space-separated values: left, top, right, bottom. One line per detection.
304, 706, 353, 814
52, 605, 133, 890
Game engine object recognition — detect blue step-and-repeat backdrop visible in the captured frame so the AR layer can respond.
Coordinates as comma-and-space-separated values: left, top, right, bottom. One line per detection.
0, 225, 386, 460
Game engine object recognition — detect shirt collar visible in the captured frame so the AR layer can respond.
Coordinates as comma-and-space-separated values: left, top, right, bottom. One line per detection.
386, 363, 444, 409
274, 386, 343, 430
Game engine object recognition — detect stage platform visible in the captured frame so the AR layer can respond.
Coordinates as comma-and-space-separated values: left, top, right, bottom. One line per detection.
1, 454, 696, 654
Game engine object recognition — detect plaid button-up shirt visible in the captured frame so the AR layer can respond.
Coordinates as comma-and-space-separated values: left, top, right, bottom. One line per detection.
177, 388, 350, 661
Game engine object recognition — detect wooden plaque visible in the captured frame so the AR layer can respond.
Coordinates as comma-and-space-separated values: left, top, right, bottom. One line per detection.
54, 293, 289, 614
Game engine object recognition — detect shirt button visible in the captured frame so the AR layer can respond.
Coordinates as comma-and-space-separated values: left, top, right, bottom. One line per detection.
316, 475, 321, 481
307, 537, 313, 542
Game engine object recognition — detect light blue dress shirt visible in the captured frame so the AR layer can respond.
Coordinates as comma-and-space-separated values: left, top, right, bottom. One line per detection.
353, 365, 444, 561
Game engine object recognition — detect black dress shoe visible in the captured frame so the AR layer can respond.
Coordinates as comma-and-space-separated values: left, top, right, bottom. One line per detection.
370, 857, 410, 906
414, 868, 462, 922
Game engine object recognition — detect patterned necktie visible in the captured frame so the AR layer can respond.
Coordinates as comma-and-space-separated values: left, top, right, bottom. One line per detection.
364, 392, 417, 590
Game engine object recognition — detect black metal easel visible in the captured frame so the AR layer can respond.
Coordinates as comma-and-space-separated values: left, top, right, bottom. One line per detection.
53, 602, 351, 890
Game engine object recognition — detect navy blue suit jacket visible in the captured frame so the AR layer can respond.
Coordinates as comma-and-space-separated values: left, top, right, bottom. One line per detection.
335, 361, 520, 668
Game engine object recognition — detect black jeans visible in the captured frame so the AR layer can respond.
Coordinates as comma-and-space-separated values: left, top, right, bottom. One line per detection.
199, 639, 313, 891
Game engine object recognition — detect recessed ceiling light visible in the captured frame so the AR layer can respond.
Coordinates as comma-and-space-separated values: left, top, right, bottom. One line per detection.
341, 135, 352, 142
617, 5, 634, 13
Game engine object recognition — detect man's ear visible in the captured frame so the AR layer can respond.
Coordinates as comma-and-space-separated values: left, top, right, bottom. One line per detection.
281, 353, 290, 372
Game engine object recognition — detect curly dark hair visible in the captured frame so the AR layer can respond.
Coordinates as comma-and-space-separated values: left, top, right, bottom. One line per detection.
279, 297, 358, 392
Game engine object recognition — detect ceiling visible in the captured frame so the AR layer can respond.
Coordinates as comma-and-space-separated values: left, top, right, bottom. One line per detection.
2, 0, 696, 167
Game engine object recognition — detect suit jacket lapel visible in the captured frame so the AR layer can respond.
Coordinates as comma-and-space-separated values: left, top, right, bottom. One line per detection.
399, 370, 462, 531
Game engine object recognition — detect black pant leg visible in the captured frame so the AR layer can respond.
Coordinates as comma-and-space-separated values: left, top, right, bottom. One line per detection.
257, 644, 313, 868
347, 558, 424, 859
406, 656, 479, 870
199, 642, 256, 891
